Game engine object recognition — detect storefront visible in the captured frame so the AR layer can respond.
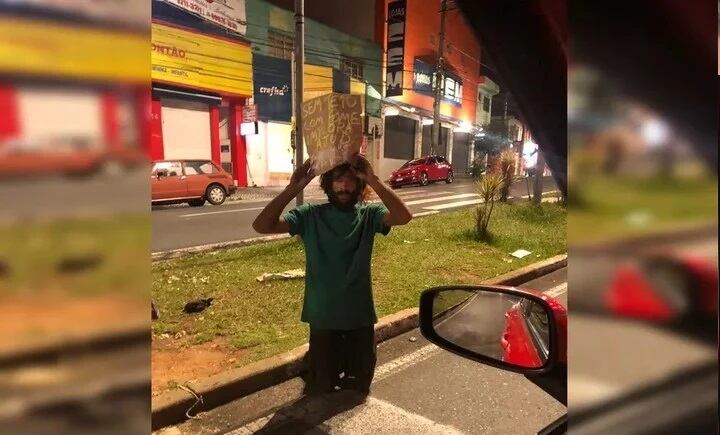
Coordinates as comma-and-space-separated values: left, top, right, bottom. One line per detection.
247, 52, 374, 186
0, 13, 148, 171
151, 20, 253, 186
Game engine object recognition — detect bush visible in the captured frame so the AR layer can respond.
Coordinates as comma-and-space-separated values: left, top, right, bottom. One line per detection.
497, 149, 516, 202
475, 173, 503, 240
469, 159, 487, 180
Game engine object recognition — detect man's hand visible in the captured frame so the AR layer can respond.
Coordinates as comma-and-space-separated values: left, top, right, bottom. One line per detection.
351, 154, 412, 226
253, 160, 314, 235
349, 154, 375, 181
289, 159, 316, 192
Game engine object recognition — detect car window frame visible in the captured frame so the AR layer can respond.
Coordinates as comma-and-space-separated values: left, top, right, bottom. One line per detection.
153, 161, 182, 177
183, 160, 215, 176
522, 302, 551, 361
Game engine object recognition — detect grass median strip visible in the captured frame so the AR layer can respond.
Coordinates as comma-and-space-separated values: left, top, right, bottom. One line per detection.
151, 202, 566, 392
569, 174, 717, 244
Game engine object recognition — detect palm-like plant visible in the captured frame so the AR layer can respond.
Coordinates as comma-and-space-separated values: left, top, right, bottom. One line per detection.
498, 149, 516, 202
475, 173, 503, 240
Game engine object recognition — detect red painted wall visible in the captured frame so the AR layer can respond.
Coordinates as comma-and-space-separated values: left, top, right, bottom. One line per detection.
101, 92, 120, 151
0, 85, 20, 143
377, 0, 481, 123
209, 105, 221, 165
150, 99, 164, 160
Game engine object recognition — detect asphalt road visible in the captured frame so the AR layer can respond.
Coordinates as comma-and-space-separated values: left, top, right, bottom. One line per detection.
2, 335, 151, 435
151, 176, 558, 252
433, 291, 515, 361
154, 268, 568, 435
568, 236, 718, 413
0, 169, 149, 225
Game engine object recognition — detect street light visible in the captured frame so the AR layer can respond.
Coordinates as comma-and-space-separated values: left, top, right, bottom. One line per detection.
384, 107, 400, 116
455, 121, 473, 133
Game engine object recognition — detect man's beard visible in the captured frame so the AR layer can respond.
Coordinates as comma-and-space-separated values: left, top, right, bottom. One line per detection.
328, 190, 360, 211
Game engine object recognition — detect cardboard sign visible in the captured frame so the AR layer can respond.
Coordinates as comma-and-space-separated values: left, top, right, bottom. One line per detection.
302, 93, 363, 174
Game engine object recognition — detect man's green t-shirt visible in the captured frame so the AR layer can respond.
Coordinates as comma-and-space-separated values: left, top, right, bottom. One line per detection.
283, 202, 390, 330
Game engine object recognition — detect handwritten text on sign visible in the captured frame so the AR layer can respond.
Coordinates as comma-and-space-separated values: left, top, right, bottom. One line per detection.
302, 93, 363, 174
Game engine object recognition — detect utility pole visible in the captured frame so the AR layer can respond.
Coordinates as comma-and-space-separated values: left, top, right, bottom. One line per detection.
294, 0, 305, 206
503, 93, 508, 144
533, 146, 545, 205
431, 0, 447, 156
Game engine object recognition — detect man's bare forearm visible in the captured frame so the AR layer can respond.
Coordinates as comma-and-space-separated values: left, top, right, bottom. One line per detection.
252, 185, 300, 233
367, 175, 412, 225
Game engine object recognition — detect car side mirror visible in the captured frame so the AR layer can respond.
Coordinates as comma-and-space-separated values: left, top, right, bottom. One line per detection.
155, 170, 168, 179
420, 285, 562, 375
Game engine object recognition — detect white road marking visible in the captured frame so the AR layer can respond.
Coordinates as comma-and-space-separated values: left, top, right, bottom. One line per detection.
412, 210, 440, 218
373, 344, 440, 383
179, 206, 267, 218
404, 193, 479, 206
569, 375, 622, 409
323, 397, 466, 434
395, 190, 454, 200
226, 395, 464, 435
544, 283, 568, 298
423, 198, 484, 210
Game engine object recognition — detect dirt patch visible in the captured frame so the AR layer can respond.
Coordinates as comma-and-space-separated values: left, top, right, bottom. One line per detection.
437, 269, 486, 285
152, 336, 248, 396
1, 292, 147, 353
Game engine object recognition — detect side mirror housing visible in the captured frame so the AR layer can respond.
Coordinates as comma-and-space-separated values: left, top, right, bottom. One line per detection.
419, 285, 565, 375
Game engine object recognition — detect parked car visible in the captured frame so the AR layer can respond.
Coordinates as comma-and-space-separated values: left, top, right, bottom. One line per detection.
0, 139, 145, 178
501, 290, 566, 368
389, 155, 454, 188
151, 159, 236, 206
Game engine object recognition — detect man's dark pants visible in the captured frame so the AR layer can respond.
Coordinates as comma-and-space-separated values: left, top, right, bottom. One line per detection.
302, 327, 376, 396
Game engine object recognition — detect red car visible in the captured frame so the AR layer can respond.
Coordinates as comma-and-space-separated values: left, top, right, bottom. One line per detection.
502, 291, 567, 368
151, 159, 237, 207
389, 155, 454, 188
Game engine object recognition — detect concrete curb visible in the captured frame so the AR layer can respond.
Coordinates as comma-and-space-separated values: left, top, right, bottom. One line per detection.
152, 234, 293, 262
0, 321, 149, 369
571, 223, 717, 255
150, 207, 458, 262
150, 253, 567, 431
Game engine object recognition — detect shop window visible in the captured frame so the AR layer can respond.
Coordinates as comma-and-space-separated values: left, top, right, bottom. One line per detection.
483, 95, 491, 112
341, 57, 364, 81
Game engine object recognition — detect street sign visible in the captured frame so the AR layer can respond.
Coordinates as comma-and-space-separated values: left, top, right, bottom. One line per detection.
242, 104, 258, 123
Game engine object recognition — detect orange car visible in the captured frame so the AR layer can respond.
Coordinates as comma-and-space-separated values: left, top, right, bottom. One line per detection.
0, 145, 146, 178
151, 160, 237, 207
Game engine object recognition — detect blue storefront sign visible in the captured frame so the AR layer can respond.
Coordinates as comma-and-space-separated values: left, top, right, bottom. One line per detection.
413, 59, 435, 95
253, 53, 292, 122
413, 58, 463, 107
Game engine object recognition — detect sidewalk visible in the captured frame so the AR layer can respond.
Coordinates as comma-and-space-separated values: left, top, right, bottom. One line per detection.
230, 185, 326, 202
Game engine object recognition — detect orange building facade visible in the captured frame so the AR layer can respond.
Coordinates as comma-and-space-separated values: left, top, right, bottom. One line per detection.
374, 0, 483, 179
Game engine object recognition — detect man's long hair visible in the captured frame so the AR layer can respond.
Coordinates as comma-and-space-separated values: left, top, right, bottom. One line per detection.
320, 163, 369, 207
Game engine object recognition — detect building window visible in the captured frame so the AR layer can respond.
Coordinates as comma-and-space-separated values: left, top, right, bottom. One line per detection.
443, 76, 462, 105
341, 57, 364, 80
482, 95, 491, 112
268, 30, 294, 60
